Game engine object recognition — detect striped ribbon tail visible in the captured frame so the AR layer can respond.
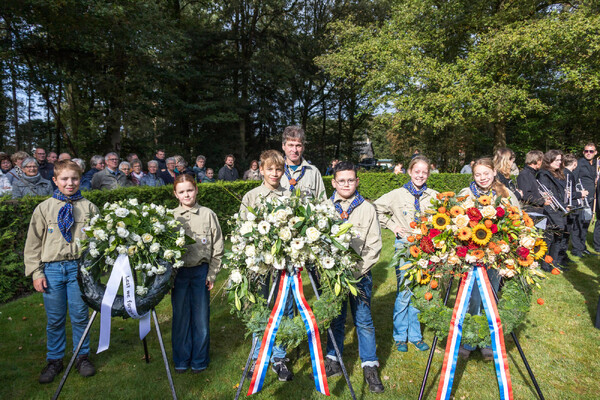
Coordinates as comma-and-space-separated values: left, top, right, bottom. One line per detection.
290, 272, 330, 396
247, 272, 292, 396
436, 270, 476, 400
474, 267, 513, 400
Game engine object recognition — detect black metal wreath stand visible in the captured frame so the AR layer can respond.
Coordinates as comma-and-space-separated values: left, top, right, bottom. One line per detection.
417, 273, 545, 400
52, 309, 177, 400
234, 270, 357, 400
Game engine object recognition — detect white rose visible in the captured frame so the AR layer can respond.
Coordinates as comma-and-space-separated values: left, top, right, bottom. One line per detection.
519, 236, 536, 249
306, 227, 321, 243
93, 229, 108, 241
106, 222, 113, 230
128, 198, 139, 206
429, 255, 441, 263
247, 212, 257, 221
462, 198, 475, 209
142, 233, 154, 243
240, 221, 254, 235
89, 248, 100, 258
115, 207, 130, 218
168, 219, 178, 228
117, 227, 129, 238
500, 243, 510, 253
149, 243, 160, 253
453, 214, 470, 228
116, 221, 126, 229
447, 255, 460, 265
274, 209, 288, 223
322, 257, 335, 269
89, 215, 99, 226
105, 256, 115, 265
263, 253, 274, 265
163, 250, 175, 260
230, 270, 243, 284
279, 227, 292, 242
117, 245, 128, 254
128, 246, 137, 256
258, 221, 271, 235
176, 237, 186, 247
317, 218, 328, 230
273, 258, 286, 270
153, 222, 165, 234
418, 259, 429, 269
481, 205, 497, 219
174, 260, 185, 268
330, 225, 340, 235
505, 259, 515, 267
244, 245, 256, 258
465, 254, 477, 264
156, 206, 166, 216
103, 202, 111, 210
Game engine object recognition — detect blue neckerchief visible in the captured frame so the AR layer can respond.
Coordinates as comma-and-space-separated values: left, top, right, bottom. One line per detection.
53, 189, 84, 243
284, 164, 307, 191
330, 191, 365, 221
403, 181, 427, 221
469, 181, 495, 198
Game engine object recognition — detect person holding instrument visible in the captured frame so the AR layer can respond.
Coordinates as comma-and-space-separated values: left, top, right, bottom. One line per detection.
374, 155, 437, 353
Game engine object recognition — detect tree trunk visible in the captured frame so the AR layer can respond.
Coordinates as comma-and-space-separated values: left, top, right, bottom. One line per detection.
9, 58, 19, 150
491, 121, 506, 151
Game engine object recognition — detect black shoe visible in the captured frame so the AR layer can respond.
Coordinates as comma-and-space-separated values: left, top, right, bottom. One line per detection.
458, 346, 471, 359
271, 358, 293, 381
480, 348, 494, 361
39, 359, 64, 384
246, 360, 256, 379
363, 366, 384, 393
75, 354, 96, 377
325, 358, 342, 378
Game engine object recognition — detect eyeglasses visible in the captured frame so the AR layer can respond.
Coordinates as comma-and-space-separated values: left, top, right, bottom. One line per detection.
106, 158, 119, 161
335, 179, 357, 186
584, 150, 595, 154
24, 165, 38, 169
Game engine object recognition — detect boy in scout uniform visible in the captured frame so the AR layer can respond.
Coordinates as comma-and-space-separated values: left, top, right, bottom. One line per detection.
327, 161, 384, 393
24, 160, 99, 383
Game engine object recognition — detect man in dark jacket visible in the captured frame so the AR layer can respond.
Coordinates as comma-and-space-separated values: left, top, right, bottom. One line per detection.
154, 149, 167, 172
34, 147, 54, 181
218, 154, 239, 181
573, 143, 598, 256
517, 150, 549, 214
91, 152, 130, 190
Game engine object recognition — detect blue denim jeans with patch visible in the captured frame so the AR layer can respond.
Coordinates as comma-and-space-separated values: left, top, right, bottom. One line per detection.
43, 260, 90, 360
393, 238, 423, 343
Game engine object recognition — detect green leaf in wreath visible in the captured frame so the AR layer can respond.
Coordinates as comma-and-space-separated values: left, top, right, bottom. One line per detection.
329, 236, 346, 251
347, 281, 358, 296
334, 281, 341, 296
235, 291, 241, 310
248, 292, 256, 303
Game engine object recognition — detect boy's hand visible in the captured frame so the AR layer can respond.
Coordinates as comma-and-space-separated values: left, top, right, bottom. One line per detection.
33, 277, 47, 293
206, 280, 214, 290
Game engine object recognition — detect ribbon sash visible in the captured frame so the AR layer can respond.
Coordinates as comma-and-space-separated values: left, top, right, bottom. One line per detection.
97, 254, 152, 353
248, 271, 329, 396
436, 266, 513, 400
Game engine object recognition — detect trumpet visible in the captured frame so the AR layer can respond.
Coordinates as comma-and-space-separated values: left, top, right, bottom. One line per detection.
576, 179, 591, 209
537, 180, 568, 214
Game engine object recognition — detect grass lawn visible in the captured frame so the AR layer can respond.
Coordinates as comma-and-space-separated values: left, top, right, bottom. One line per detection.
1, 230, 600, 399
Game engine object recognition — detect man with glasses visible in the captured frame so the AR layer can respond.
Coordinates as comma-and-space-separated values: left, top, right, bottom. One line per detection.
91, 152, 130, 190
573, 143, 598, 256
34, 148, 54, 181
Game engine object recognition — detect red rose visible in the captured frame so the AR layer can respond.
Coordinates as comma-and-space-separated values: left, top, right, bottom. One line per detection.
420, 236, 435, 254
516, 247, 530, 258
496, 207, 506, 218
467, 207, 482, 222
429, 229, 442, 238
456, 246, 468, 257
490, 224, 498, 234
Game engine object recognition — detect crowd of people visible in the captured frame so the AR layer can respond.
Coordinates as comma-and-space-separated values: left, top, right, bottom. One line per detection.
16, 126, 600, 394
0, 148, 267, 199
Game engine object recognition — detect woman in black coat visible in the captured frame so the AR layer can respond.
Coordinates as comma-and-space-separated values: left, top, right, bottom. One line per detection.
537, 150, 567, 271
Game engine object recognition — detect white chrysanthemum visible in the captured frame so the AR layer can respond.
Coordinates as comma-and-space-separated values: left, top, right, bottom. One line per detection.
244, 245, 256, 258
330, 224, 340, 235
290, 238, 304, 251
258, 221, 271, 235
114, 207, 129, 218
279, 227, 292, 241
306, 227, 321, 243
322, 257, 335, 269
230, 270, 243, 284
149, 243, 160, 253
176, 237, 186, 247
163, 249, 175, 260
94, 229, 108, 241
117, 227, 129, 238
142, 233, 153, 243
136, 286, 148, 296
89, 248, 100, 258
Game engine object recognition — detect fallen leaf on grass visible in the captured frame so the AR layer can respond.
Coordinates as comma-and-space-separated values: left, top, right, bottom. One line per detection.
233, 383, 239, 389
22, 317, 28, 321
383, 375, 389, 380
18, 346, 22, 350
560, 331, 565, 335
39, 303, 43, 306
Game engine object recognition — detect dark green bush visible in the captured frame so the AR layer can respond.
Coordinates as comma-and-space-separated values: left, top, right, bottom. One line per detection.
0, 173, 472, 302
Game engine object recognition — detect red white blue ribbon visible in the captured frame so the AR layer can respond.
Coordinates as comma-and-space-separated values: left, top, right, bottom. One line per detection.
436, 266, 513, 400
248, 271, 329, 396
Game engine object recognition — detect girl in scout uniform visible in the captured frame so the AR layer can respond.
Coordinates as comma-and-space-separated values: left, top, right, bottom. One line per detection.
172, 174, 224, 373
374, 156, 437, 352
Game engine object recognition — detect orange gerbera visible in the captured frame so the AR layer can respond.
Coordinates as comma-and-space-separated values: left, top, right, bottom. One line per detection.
436, 192, 455, 200
457, 227, 472, 241
472, 249, 485, 260
450, 206, 465, 216
407, 236, 415, 243
410, 245, 421, 258
478, 195, 492, 206
410, 221, 417, 229
523, 215, 534, 228
421, 224, 428, 235
456, 195, 469, 202
518, 255, 534, 267
508, 211, 521, 220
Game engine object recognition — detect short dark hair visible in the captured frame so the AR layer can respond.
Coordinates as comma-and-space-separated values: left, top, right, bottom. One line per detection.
333, 161, 356, 179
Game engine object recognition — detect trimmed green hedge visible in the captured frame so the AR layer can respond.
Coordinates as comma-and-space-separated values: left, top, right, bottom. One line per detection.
0, 173, 472, 303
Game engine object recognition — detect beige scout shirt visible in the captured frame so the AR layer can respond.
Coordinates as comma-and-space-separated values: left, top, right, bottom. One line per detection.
24, 197, 99, 281
280, 158, 326, 199
457, 186, 521, 210
374, 187, 439, 236
173, 204, 224, 283
239, 183, 290, 218
333, 192, 382, 278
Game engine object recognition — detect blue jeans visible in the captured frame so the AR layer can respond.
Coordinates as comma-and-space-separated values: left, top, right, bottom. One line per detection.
326, 272, 378, 366
43, 260, 90, 360
171, 264, 210, 371
393, 238, 422, 343
463, 267, 500, 351
251, 272, 294, 361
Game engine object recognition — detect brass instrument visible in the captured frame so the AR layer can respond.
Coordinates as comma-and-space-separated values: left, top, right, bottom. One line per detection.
537, 180, 568, 214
